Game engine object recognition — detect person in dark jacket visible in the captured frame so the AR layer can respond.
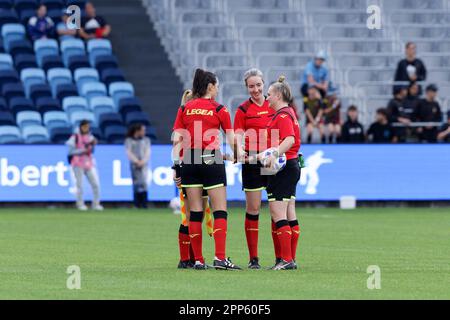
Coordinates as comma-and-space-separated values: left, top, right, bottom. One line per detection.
387, 86, 410, 142
27, 5, 55, 41
414, 84, 442, 143
367, 108, 397, 143
437, 111, 450, 143
340, 105, 365, 143
394, 42, 427, 93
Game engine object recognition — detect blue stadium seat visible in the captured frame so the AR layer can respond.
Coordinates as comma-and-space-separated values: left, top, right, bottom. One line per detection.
74, 67, 98, 90
16, 110, 41, 128
80, 81, 106, 100
0, 52, 13, 70
93, 54, 118, 73
47, 67, 72, 94
0, 69, 19, 90
0, 38, 4, 53
0, 110, 15, 125
146, 125, 157, 141
47, 8, 63, 24
43, 110, 69, 129
62, 96, 88, 114
20, 67, 46, 96
67, 54, 90, 72
60, 38, 85, 65
100, 68, 125, 86
125, 111, 150, 126
41, 54, 64, 72
109, 81, 134, 107
36, 96, 61, 114
67, 0, 87, 8
34, 38, 59, 67
0, 9, 19, 28
9, 96, 35, 115
14, 0, 37, 12
55, 83, 77, 102
0, 0, 13, 10
18, 9, 34, 25
0, 125, 23, 144
104, 124, 126, 144
70, 110, 95, 127
7, 39, 33, 57
41, 0, 64, 11
90, 126, 104, 142
22, 125, 49, 143
87, 38, 112, 65
49, 126, 72, 143
2, 82, 24, 102
14, 53, 37, 72
1, 23, 25, 51
0, 96, 7, 110
118, 97, 142, 116
29, 83, 51, 102
99, 112, 122, 132
89, 96, 114, 115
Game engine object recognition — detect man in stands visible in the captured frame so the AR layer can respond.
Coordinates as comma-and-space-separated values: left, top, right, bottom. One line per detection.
79, 2, 111, 40
300, 50, 329, 97
56, 10, 78, 40
437, 111, 450, 143
414, 84, 443, 143
367, 108, 397, 143
303, 85, 326, 144
394, 42, 427, 93
387, 86, 410, 142
27, 4, 55, 41
340, 105, 365, 143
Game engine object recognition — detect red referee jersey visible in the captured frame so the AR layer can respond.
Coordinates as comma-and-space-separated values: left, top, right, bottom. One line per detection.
266, 106, 301, 160
233, 98, 275, 152
173, 98, 232, 150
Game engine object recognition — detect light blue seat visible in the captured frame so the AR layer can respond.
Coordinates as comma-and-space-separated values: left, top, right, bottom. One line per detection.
89, 96, 115, 121
1, 23, 26, 51
0, 53, 13, 70
87, 39, 112, 66
47, 68, 72, 96
73, 67, 99, 91
60, 38, 85, 66
80, 81, 107, 100
16, 110, 42, 129
109, 82, 134, 107
20, 68, 46, 97
70, 110, 96, 127
62, 96, 88, 114
22, 125, 49, 143
0, 125, 22, 144
43, 111, 69, 130
34, 39, 59, 67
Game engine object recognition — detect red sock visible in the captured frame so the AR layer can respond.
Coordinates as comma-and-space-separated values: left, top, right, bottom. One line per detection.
213, 211, 228, 260
178, 225, 190, 262
188, 211, 204, 263
271, 220, 281, 259
276, 221, 293, 262
289, 220, 300, 261
245, 213, 259, 260
189, 243, 195, 262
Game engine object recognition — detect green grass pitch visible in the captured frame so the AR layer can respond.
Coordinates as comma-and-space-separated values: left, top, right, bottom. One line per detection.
0, 207, 449, 300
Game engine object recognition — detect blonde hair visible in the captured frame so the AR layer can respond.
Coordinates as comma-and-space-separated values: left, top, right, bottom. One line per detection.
181, 89, 193, 105
243, 68, 264, 86
271, 75, 294, 105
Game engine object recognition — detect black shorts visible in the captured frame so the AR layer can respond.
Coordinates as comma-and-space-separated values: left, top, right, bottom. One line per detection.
181, 149, 227, 190
241, 162, 268, 192
267, 159, 301, 202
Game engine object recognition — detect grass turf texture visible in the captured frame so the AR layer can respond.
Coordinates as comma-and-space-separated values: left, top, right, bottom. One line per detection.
0, 207, 449, 300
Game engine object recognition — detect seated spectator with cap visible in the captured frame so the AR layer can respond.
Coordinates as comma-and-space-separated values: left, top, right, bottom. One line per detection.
56, 9, 78, 40
367, 108, 397, 143
79, 2, 111, 40
27, 5, 55, 41
437, 111, 450, 143
403, 81, 421, 118
387, 86, 410, 142
303, 85, 326, 144
414, 84, 442, 143
300, 50, 329, 97
340, 105, 365, 143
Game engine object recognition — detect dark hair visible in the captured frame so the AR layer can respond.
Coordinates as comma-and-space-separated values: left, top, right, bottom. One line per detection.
348, 105, 358, 112
192, 68, 217, 98
405, 42, 415, 49
426, 84, 438, 92
376, 108, 388, 118
127, 123, 144, 138
79, 119, 90, 128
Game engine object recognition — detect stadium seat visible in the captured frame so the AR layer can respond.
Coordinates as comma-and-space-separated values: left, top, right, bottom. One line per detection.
109, 81, 134, 107
55, 83, 78, 102
0, 0, 13, 10
2, 82, 24, 102
60, 38, 85, 65
34, 38, 59, 67
36, 96, 61, 114
47, 67, 72, 94
80, 82, 107, 100
14, 53, 37, 73
41, 54, 64, 72
0, 110, 15, 125
1, 23, 25, 51
74, 67, 99, 90
41, 0, 64, 11
66, 0, 87, 9
9, 96, 35, 115
0, 9, 19, 28
67, 54, 90, 72
7, 39, 33, 57
18, 9, 34, 25
0, 97, 7, 110
87, 39, 112, 65
145, 125, 157, 141
104, 124, 126, 144
62, 96, 88, 114
118, 97, 142, 117
0, 53, 13, 70
89, 96, 115, 117
14, 0, 37, 12
22, 125, 50, 144
20, 68, 46, 96
125, 111, 150, 126
0, 69, 19, 91
16, 110, 41, 128
70, 110, 95, 127
43, 110, 69, 130
100, 68, 125, 86
93, 54, 118, 73
0, 125, 23, 144
98, 112, 123, 132
49, 126, 72, 144
47, 8, 63, 24
29, 83, 51, 103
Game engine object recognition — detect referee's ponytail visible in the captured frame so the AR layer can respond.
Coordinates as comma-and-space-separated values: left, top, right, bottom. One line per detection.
192, 68, 218, 98
272, 75, 299, 119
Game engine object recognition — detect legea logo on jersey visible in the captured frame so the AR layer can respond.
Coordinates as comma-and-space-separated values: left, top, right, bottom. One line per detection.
299, 151, 333, 195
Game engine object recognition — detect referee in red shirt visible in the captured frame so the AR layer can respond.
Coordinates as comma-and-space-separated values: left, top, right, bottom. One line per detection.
234, 68, 275, 269
172, 69, 241, 270
253, 76, 301, 270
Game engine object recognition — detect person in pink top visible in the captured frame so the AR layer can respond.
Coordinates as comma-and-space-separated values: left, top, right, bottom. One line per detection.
66, 120, 103, 211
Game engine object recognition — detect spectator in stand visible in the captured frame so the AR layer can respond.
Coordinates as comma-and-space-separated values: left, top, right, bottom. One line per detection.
323, 85, 341, 144
387, 86, 410, 142
437, 111, 450, 143
303, 85, 326, 144
56, 10, 78, 40
414, 84, 443, 143
394, 42, 427, 93
301, 50, 329, 97
340, 105, 365, 143
403, 81, 421, 118
367, 108, 397, 143
79, 2, 111, 40
27, 5, 55, 41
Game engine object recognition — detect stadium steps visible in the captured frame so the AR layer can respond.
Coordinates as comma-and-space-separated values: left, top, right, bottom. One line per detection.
92, 0, 184, 143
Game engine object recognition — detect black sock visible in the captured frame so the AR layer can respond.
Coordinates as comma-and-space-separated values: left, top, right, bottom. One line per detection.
328, 135, 333, 144
139, 192, 148, 208
321, 136, 326, 144
307, 134, 312, 144
133, 192, 140, 208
